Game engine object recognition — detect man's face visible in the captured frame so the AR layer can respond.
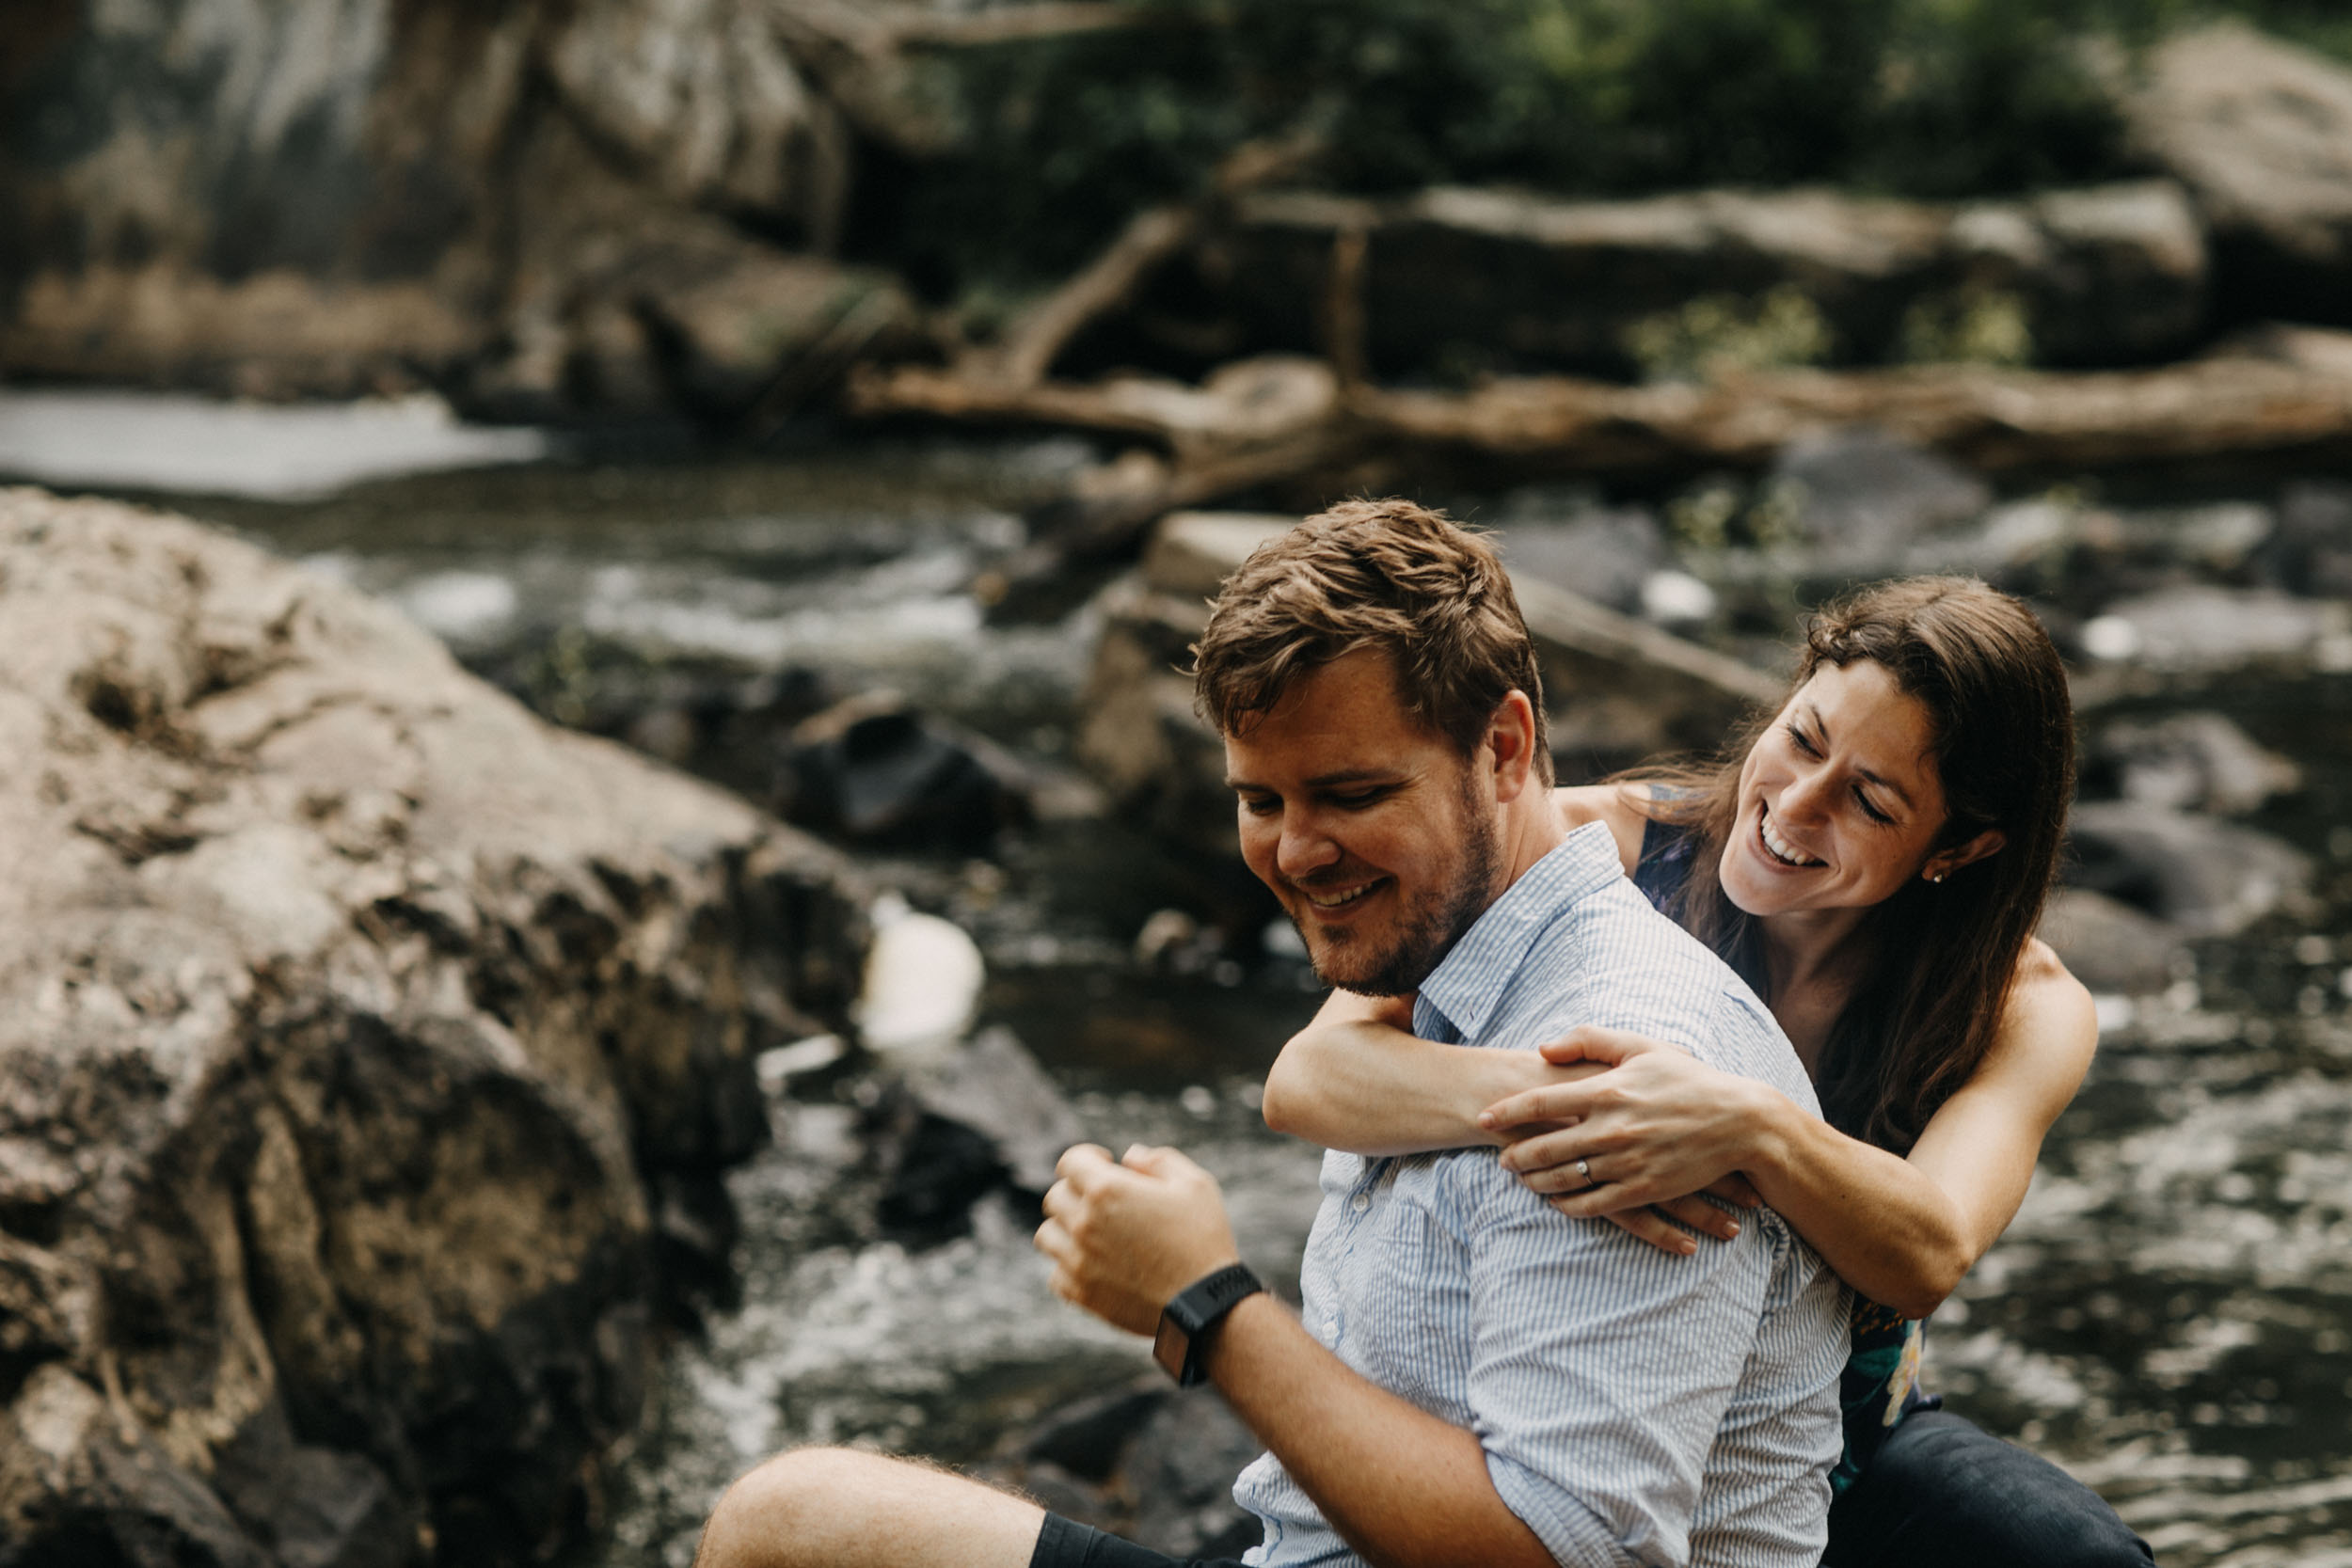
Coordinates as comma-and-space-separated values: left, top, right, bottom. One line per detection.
1223, 648, 1502, 995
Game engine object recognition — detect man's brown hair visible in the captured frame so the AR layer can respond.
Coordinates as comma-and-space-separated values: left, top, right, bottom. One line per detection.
1190, 498, 1551, 780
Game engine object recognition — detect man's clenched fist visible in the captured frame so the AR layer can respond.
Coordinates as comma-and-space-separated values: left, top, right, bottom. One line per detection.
1034, 1143, 1243, 1336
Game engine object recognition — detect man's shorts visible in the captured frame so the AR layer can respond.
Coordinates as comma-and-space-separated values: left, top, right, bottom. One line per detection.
1028, 1513, 1254, 1568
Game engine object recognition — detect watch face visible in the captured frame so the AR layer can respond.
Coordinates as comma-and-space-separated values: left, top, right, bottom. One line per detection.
1152, 1315, 1191, 1383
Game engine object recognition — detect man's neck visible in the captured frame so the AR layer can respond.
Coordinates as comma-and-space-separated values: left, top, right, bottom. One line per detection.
1494, 780, 1570, 890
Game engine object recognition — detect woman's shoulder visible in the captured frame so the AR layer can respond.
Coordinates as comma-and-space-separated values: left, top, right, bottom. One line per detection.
1552, 783, 1653, 875
1984, 936, 2100, 1088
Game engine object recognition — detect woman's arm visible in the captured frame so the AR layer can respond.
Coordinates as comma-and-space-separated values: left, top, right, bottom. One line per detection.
1259, 989, 1563, 1155
1260, 781, 1650, 1154
1262, 990, 1744, 1253
1486, 945, 2100, 1317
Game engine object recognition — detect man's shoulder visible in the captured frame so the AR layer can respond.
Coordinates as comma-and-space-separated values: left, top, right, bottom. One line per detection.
1505, 874, 1742, 1029
1503, 875, 1819, 1111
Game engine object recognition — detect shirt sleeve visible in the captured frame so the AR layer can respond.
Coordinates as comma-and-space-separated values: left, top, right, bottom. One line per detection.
1455, 1154, 1781, 1568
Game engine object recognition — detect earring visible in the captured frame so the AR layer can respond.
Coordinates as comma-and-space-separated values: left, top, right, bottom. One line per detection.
1929, 871, 1947, 884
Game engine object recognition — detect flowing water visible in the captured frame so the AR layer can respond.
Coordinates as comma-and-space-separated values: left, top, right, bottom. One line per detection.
41, 429, 2352, 1567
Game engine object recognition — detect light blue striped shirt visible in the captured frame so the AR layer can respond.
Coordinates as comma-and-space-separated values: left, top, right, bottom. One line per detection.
1233, 824, 1848, 1568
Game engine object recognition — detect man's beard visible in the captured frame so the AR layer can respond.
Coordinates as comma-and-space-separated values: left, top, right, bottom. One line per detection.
1302, 774, 1502, 997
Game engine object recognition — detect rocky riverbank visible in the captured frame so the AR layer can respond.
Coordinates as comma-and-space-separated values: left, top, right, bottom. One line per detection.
3, 420, 2348, 1564
0, 488, 868, 1568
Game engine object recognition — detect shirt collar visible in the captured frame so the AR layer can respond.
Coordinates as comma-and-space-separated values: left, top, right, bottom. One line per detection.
1415, 821, 1626, 1044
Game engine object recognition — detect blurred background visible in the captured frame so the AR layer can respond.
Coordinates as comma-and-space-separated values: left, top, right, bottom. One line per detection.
7, 3, 2352, 1566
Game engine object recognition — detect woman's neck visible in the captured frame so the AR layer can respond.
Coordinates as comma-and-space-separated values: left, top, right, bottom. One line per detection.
1758, 906, 1877, 1067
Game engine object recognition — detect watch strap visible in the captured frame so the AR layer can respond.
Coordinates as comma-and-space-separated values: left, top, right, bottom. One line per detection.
1154, 1262, 1263, 1386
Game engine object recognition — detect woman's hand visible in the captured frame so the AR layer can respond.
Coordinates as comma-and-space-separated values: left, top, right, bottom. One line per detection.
1479, 1026, 1766, 1253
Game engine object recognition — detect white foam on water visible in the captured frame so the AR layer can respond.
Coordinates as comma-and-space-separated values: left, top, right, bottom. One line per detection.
0, 390, 549, 499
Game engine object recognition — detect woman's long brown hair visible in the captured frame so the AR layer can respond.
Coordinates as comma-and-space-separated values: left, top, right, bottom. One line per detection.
1628, 578, 2077, 1154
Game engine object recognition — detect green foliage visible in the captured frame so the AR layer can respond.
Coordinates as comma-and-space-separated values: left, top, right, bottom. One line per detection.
873, 0, 2352, 300
1898, 288, 2035, 367
1623, 287, 1836, 384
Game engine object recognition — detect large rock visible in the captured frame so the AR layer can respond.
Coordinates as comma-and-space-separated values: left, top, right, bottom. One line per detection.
2125, 23, 2352, 326
453, 109, 922, 425
1172, 181, 2208, 382
2077, 585, 2352, 675
991, 1380, 1263, 1559
2264, 482, 2352, 597
1764, 427, 1993, 571
2038, 886, 2189, 997
2064, 800, 2312, 939
0, 1, 920, 413
2088, 711, 2300, 816
0, 489, 866, 1567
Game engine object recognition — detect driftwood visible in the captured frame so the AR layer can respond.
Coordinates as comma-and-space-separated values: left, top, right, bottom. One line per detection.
890, 4, 1138, 48
967, 205, 1203, 389
898, 126, 1327, 403
1355, 326, 2352, 471
853, 324, 2352, 562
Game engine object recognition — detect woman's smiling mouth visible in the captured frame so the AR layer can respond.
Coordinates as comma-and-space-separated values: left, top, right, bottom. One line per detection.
1758, 808, 1824, 868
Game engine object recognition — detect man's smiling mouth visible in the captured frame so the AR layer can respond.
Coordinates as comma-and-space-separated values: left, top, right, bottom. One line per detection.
1758, 809, 1824, 868
1299, 879, 1385, 910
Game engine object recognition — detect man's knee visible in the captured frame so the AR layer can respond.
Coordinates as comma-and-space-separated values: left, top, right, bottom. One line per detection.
696, 1447, 1047, 1568
697, 1448, 890, 1568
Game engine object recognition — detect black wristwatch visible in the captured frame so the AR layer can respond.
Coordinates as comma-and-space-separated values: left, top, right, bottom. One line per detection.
1152, 1262, 1264, 1387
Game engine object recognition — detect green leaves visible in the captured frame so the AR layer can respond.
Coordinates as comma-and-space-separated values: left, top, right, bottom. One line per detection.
874, 0, 2345, 307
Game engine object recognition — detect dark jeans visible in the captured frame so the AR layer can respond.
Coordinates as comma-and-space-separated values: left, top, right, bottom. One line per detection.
1027, 1514, 1252, 1568
1826, 1411, 2154, 1567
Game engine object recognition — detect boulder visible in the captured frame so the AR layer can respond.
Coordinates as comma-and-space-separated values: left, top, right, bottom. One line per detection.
1179, 180, 2208, 383
2038, 887, 2189, 997
2262, 482, 2352, 597
638, 251, 921, 420
993, 1380, 1263, 1559
0, 488, 866, 1567
0, 268, 485, 404
1764, 427, 1992, 571
2074, 585, 2352, 675
1488, 491, 1667, 615
2064, 800, 2312, 939
2089, 711, 2301, 816
455, 112, 922, 426
870, 1025, 1088, 1237
778, 693, 1041, 853
2125, 23, 2352, 326
0, 1, 928, 416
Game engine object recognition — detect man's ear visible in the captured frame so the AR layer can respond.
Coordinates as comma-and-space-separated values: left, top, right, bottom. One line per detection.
1486, 689, 1540, 804
1923, 827, 2006, 881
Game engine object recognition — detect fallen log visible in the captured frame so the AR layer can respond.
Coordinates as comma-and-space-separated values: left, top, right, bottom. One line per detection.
853, 325, 2352, 514
877, 125, 1327, 399
1354, 325, 2352, 472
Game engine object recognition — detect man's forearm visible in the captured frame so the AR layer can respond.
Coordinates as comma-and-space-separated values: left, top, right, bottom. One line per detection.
1201, 1295, 1559, 1568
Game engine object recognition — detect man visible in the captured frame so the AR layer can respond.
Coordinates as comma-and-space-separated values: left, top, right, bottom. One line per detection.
694, 499, 1846, 1568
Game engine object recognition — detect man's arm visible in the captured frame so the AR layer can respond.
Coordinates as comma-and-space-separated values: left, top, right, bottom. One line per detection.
1203, 1293, 1557, 1568
1035, 1145, 1558, 1568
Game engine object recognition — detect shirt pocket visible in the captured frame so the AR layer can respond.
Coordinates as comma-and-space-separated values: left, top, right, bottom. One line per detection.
1349, 1165, 1475, 1417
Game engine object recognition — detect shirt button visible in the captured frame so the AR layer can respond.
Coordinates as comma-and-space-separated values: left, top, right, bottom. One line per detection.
1323, 1318, 1340, 1338
1350, 1192, 1371, 1212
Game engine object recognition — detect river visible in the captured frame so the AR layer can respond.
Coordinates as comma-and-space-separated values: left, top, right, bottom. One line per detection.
36, 421, 2352, 1568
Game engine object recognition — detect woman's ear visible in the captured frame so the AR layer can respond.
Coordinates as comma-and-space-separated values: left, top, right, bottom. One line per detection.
1923, 828, 2006, 882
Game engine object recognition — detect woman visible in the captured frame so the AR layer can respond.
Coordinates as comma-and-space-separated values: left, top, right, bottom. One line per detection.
1258, 577, 2150, 1566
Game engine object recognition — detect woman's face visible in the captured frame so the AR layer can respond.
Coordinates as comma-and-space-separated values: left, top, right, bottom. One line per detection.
1720, 658, 1965, 919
